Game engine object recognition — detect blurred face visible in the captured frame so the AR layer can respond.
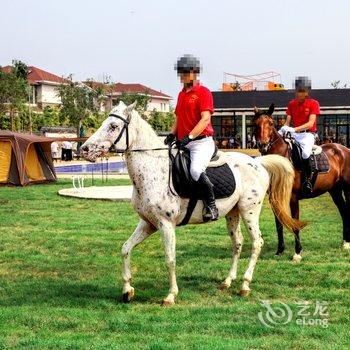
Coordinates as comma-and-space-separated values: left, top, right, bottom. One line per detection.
179, 71, 197, 85
296, 89, 309, 102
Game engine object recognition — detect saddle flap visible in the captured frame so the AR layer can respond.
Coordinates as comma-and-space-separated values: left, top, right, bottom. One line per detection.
171, 148, 235, 199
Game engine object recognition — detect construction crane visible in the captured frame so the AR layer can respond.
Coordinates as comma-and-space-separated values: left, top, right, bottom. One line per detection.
222, 71, 285, 92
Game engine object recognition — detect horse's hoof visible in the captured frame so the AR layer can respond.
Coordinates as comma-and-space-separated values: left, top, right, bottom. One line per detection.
161, 299, 175, 307
238, 289, 251, 297
342, 241, 350, 250
218, 282, 230, 290
122, 288, 134, 303
292, 253, 302, 263
275, 246, 285, 256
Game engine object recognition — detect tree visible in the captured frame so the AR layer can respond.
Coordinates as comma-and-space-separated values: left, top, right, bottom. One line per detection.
57, 76, 103, 135
148, 110, 175, 131
0, 60, 29, 131
115, 92, 151, 118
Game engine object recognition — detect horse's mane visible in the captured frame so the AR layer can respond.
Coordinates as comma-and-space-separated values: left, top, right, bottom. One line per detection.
131, 110, 164, 148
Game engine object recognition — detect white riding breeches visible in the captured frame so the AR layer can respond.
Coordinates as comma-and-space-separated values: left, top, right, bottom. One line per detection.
185, 136, 215, 181
292, 132, 315, 159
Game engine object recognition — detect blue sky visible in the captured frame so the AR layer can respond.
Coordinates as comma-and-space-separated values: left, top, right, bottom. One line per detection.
1, 0, 350, 102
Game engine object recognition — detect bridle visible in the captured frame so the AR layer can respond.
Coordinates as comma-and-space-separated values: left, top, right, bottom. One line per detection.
108, 113, 131, 153
254, 114, 289, 155
257, 133, 281, 154
108, 113, 169, 153
107, 112, 178, 196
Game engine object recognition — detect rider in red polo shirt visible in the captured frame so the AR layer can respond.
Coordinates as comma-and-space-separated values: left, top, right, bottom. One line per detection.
164, 55, 218, 221
279, 76, 320, 197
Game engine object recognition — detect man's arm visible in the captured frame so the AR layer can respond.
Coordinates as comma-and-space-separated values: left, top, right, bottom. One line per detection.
284, 115, 292, 127
189, 111, 211, 138
294, 114, 316, 132
170, 119, 177, 135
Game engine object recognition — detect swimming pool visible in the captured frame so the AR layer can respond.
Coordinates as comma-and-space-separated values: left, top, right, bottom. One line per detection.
54, 161, 127, 173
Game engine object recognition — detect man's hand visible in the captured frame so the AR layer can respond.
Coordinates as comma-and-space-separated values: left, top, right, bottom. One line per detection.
278, 125, 295, 136
164, 133, 176, 145
178, 135, 191, 149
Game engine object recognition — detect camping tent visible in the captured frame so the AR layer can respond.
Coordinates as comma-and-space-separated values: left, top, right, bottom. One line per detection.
0, 131, 57, 186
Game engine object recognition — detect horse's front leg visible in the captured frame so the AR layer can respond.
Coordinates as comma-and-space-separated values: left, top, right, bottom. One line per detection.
159, 220, 178, 306
121, 219, 156, 302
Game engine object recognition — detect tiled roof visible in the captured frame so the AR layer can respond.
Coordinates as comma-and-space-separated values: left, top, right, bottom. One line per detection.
1, 65, 66, 84
82, 81, 171, 99
213, 89, 350, 110
113, 83, 171, 98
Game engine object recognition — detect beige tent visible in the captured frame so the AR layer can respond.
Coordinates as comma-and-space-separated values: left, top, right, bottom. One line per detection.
0, 131, 56, 186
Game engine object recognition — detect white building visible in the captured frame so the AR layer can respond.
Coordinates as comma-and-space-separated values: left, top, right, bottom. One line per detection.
84, 81, 172, 113
1, 65, 66, 110
2, 64, 172, 113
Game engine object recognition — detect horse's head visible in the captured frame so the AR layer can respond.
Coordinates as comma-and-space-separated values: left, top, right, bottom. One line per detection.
80, 101, 137, 162
252, 103, 275, 154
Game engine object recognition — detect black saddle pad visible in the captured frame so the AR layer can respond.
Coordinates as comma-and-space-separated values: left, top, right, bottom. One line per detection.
289, 141, 330, 174
171, 149, 236, 199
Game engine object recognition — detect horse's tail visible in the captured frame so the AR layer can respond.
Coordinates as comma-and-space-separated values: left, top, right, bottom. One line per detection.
258, 154, 307, 232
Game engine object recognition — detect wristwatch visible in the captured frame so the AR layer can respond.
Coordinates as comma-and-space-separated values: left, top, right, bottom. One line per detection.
189, 134, 194, 140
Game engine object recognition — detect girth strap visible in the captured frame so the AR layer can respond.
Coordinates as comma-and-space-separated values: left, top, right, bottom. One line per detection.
178, 197, 198, 226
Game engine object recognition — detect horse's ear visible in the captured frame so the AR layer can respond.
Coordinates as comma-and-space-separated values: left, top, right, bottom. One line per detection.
126, 101, 137, 113
124, 101, 137, 120
267, 103, 275, 116
253, 106, 259, 115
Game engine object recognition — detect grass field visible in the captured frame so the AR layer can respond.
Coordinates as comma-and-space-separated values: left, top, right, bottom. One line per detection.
0, 179, 349, 349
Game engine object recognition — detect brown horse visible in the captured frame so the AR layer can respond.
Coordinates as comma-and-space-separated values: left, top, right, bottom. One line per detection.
253, 103, 350, 261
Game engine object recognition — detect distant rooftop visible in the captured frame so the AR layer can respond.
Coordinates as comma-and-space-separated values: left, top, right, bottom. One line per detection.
83, 81, 171, 99
1, 65, 67, 85
213, 89, 350, 110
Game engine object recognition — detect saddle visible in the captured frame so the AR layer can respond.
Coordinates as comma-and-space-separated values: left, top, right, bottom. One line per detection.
171, 146, 236, 199
285, 138, 330, 190
170, 146, 236, 226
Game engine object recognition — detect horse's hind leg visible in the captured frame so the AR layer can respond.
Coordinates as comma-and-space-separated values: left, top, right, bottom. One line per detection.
329, 186, 350, 249
220, 206, 243, 290
291, 199, 303, 263
238, 205, 264, 297
275, 215, 285, 255
121, 219, 156, 302
342, 188, 350, 249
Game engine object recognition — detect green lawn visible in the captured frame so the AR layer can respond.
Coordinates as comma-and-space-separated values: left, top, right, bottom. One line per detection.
0, 180, 349, 349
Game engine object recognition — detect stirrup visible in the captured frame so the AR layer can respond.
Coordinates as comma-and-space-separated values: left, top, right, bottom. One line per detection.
203, 205, 219, 222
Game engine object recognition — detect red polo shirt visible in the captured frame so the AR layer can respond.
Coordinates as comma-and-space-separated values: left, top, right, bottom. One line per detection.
175, 83, 214, 140
286, 98, 320, 132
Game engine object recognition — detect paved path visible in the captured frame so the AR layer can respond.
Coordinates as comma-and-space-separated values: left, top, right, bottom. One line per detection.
58, 185, 133, 201
57, 174, 130, 180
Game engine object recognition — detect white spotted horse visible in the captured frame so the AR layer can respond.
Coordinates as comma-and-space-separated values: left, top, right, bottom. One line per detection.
81, 101, 305, 305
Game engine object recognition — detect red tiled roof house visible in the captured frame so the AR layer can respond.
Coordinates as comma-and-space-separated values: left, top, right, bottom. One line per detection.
1, 65, 66, 110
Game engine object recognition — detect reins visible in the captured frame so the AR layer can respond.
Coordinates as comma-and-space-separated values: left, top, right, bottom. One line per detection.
108, 112, 179, 196
109, 113, 170, 153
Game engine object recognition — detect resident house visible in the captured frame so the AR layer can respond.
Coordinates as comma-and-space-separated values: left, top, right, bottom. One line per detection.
84, 81, 172, 113
1, 65, 66, 110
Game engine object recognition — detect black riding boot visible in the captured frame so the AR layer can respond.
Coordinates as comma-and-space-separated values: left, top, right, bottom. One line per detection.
197, 173, 219, 222
302, 157, 314, 198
